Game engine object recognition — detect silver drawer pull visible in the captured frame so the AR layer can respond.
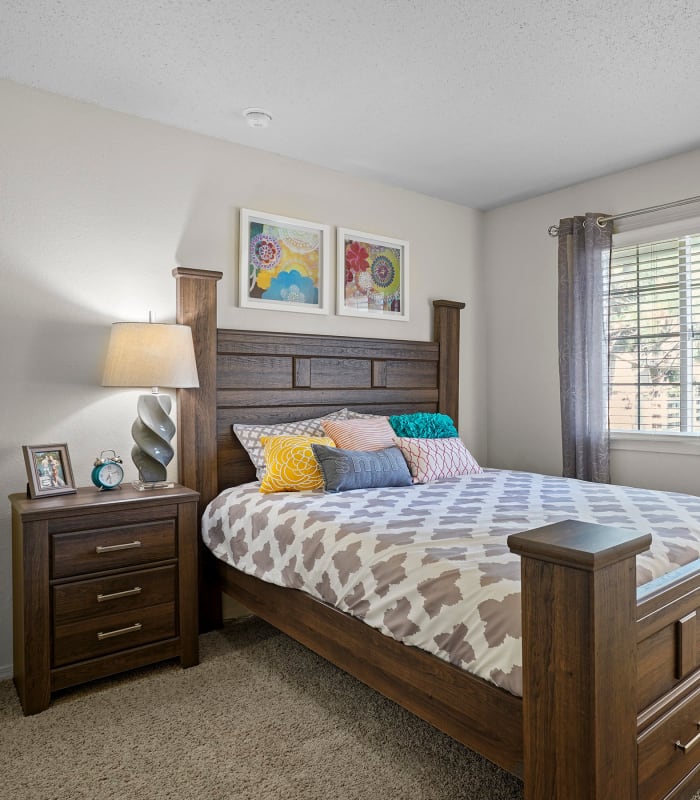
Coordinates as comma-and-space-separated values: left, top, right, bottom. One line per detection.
95, 540, 142, 554
97, 622, 142, 641
97, 586, 142, 603
675, 724, 700, 753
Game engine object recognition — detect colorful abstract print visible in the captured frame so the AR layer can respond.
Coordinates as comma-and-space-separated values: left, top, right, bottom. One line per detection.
344, 238, 402, 313
248, 222, 320, 305
202, 469, 700, 697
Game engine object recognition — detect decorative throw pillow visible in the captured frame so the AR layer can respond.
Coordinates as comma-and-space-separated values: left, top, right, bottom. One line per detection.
321, 417, 396, 451
393, 437, 482, 484
259, 436, 335, 493
311, 444, 413, 493
389, 412, 458, 439
233, 409, 348, 481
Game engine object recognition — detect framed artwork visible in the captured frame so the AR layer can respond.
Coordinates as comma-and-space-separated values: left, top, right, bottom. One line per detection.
239, 209, 330, 314
337, 228, 409, 321
22, 443, 77, 499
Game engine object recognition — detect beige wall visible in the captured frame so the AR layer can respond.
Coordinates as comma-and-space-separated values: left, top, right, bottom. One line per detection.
483, 147, 700, 495
0, 80, 484, 674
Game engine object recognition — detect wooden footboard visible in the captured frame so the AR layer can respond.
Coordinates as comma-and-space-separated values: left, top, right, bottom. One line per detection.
509, 520, 650, 800
511, 522, 700, 800
174, 267, 700, 800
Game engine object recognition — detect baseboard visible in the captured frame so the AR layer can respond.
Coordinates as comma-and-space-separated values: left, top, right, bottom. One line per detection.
0, 664, 13, 681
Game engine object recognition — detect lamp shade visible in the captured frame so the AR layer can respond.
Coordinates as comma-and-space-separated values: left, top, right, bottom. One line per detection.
102, 322, 199, 389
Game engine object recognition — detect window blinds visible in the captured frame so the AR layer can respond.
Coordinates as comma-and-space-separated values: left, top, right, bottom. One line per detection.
608, 233, 700, 432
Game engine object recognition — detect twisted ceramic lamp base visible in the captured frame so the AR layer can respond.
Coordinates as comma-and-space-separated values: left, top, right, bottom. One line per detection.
131, 393, 175, 483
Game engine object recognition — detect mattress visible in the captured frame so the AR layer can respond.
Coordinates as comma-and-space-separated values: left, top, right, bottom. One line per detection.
202, 469, 700, 697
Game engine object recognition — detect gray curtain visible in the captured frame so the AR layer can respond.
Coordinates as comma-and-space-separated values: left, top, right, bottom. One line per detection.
557, 213, 612, 482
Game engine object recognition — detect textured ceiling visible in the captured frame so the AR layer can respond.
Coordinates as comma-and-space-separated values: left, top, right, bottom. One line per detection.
2, 0, 700, 209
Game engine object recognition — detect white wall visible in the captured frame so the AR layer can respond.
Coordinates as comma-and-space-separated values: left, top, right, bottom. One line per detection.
0, 79, 484, 676
483, 147, 700, 496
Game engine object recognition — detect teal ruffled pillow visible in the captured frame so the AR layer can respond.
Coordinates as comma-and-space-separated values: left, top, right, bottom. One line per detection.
388, 412, 458, 439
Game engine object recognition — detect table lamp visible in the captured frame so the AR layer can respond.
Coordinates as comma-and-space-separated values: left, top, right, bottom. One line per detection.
102, 321, 199, 489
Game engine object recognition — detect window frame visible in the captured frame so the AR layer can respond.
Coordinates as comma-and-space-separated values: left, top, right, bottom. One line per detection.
608, 215, 700, 450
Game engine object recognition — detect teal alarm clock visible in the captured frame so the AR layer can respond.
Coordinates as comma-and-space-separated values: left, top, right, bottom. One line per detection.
91, 449, 124, 490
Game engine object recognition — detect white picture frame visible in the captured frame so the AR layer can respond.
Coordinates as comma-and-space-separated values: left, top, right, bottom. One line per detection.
337, 228, 409, 321
239, 208, 330, 315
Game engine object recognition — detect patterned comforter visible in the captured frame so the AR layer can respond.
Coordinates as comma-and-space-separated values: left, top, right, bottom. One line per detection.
202, 469, 700, 697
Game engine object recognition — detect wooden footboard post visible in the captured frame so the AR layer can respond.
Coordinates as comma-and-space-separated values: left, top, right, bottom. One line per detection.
173, 267, 223, 631
508, 520, 652, 800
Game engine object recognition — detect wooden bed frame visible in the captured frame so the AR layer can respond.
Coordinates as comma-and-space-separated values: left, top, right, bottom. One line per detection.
174, 267, 700, 800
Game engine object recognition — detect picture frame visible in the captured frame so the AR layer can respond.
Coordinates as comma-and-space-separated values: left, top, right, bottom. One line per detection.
239, 209, 330, 315
337, 228, 409, 321
22, 443, 77, 499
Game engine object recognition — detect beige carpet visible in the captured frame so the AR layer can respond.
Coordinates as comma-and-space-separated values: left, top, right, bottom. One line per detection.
0, 617, 526, 800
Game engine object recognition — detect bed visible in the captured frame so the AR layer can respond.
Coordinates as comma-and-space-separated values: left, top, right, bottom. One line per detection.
173, 266, 700, 800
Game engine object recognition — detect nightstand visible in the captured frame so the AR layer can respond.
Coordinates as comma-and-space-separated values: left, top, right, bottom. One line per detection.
9, 483, 200, 715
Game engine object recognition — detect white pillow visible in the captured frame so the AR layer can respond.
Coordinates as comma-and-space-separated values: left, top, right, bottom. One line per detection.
393, 437, 482, 483
233, 409, 348, 481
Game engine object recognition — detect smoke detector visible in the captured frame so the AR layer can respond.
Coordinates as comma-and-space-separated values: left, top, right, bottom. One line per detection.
243, 108, 273, 129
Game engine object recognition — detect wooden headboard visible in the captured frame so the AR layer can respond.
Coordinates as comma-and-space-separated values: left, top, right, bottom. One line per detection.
173, 268, 465, 512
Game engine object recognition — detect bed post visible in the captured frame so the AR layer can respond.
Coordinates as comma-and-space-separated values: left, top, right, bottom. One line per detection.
508, 520, 651, 800
174, 267, 223, 631
433, 299, 465, 427
173, 267, 222, 507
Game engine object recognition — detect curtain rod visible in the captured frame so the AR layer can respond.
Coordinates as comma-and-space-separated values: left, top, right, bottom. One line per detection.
547, 194, 700, 237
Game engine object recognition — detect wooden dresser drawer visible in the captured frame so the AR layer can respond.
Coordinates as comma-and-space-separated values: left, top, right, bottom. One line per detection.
639, 685, 700, 800
53, 565, 176, 625
52, 520, 176, 578
53, 602, 176, 666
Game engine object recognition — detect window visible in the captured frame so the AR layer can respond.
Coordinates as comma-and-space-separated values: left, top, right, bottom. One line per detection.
608, 232, 700, 433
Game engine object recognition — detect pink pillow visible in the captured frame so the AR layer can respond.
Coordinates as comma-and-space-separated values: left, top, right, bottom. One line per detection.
393, 437, 482, 483
321, 417, 395, 451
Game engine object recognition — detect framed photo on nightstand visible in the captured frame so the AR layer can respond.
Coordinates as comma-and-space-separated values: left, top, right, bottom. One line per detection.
22, 443, 77, 499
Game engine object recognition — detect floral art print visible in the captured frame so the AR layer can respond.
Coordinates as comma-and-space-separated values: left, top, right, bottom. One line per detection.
240, 210, 329, 315
337, 229, 409, 320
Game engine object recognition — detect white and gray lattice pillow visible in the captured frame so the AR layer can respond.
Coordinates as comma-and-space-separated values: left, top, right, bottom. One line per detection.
393, 437, 482, 484
233, 409, 349, 481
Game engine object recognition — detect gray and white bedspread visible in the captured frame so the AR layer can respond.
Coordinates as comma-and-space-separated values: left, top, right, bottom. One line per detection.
202, 469, 700, 697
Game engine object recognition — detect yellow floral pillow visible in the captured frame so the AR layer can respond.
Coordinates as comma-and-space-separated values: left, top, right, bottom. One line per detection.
259, 435, 335, 493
